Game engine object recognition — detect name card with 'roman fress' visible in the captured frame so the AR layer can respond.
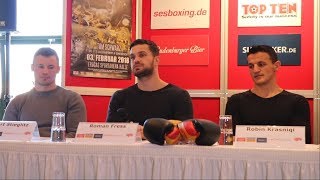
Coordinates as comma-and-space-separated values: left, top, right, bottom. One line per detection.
75, 122, 140, 144
0, 121, 40, 141
234, 125, 305, 148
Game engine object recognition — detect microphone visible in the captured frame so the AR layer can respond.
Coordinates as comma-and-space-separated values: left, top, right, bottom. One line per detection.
117, 108, 129, 122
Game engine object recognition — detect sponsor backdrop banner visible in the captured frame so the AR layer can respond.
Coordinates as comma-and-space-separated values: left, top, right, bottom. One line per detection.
238, 0, 301, 27
151, 35, 209, 65
70, 0, 132, 79
151, 0, 210, 29
238, 34, 301, 66
0, 0, 16, 31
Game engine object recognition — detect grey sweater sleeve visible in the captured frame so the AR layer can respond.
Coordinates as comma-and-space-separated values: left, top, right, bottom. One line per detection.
2, 94, 27, 121
65, 92, 87, 138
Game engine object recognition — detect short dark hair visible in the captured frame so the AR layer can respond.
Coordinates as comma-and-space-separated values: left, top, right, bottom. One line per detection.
33, 47, 59, 64
130, 39, 159, 56
247, 45, 278, 63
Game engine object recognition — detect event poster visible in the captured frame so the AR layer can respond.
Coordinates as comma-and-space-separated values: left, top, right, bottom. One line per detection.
71, 0, 132, 79
238, 0, 301, 27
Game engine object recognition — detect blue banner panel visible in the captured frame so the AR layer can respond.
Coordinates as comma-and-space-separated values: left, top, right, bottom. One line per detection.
0, 0, 17, 32
238, 34, 301, 66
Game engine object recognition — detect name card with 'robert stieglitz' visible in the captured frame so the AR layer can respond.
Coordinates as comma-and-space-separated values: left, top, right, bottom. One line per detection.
0, 121, 40, 141
75, 122, 139, 144
234, 125, 305, 148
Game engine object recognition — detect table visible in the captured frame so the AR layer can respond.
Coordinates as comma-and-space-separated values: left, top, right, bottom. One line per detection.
0, 139, 319, 179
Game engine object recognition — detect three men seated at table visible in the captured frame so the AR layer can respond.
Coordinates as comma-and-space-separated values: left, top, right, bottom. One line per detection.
1, 41, 311, 144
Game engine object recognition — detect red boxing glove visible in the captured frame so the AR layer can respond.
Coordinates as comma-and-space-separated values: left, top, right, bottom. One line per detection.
178, 120, 200, 144
144, 118, 220, 146
178, 119, 221, 146
164, 120, 182, 145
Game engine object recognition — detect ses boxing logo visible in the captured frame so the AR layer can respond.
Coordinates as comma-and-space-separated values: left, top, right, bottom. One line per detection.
151, 0, 210, 29
238, 0, 301, 27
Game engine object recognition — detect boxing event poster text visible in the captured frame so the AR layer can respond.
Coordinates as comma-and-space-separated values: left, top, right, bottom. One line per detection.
70, 0, 132, 79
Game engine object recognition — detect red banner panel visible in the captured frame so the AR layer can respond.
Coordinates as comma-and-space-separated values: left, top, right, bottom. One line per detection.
151, 35, 209, 65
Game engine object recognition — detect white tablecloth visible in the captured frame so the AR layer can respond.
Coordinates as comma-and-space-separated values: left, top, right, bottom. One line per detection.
0, 139, 319, 179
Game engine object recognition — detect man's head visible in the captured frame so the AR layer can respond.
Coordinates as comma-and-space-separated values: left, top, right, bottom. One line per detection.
247, 45, 281, 86
129, 39, 160, 78
31, 47, 60, 91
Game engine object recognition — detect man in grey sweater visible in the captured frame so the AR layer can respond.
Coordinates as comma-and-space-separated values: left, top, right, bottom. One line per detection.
3, 47, 87, 137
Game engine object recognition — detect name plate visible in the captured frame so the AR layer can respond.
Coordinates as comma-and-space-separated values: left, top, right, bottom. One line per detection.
0, 121, 40, 141
234, 125, 305, 148
75, 122, 140, 144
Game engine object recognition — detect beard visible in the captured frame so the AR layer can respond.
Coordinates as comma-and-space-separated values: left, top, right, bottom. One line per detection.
134, 66, 154, 78
133, 59, 155, 78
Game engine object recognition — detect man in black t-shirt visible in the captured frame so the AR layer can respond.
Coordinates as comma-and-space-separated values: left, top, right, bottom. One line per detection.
225, 45, 311, 144
106, 39, 194, 138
